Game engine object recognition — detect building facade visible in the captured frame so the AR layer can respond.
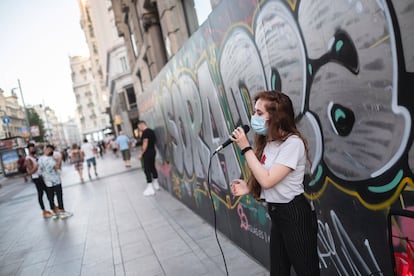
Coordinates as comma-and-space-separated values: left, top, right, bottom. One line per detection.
76, 0, 210, 138
105, 0, 210, 135
107, 44, 137, 135
110, 0, 200, 93
76, 0, 138, 138
31, 104, 62, 146
69, 56, 109, 142
0, 89, 27, 139
60, 118, 83, 148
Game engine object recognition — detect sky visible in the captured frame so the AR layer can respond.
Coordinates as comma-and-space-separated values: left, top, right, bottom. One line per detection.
194, 0, 211, 25
0, 0, 89, 122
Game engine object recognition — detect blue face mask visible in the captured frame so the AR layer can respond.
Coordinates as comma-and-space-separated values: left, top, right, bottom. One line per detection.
250, 115, 268, 136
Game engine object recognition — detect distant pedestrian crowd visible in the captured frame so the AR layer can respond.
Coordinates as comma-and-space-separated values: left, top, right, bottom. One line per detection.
22, 124, 159, 221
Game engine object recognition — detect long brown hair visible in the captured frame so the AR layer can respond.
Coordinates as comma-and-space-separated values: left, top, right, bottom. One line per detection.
248, 90, 310, 199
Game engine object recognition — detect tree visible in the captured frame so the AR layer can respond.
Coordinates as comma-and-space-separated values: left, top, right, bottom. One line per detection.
27, 108, 46, 142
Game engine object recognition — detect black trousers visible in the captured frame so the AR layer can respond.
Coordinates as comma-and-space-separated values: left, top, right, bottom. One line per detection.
143, 152, 158, 183
32, 177, 55, 210
268, 194, 320, 276
49, 184, 64, 210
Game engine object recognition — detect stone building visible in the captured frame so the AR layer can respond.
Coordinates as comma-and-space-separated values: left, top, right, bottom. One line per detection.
110, 0, 203, 93
74, 0, 212, 137
75, 0, 138, 137
60, 118, 83, 148
69, 56, 109, 142
30, 104, 62, 146
106, 1, 211, 133
0, 89, 27, 139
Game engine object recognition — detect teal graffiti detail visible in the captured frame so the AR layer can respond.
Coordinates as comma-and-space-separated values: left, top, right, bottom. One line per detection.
336, 40, 344, 52
196, 191, 202, 205
271, 74, 277, 90
335, 109, 346, 122
368, 170, 403, 193
309, 165, 323, 187
258, 207, 267, 225
308, 64, 313, 75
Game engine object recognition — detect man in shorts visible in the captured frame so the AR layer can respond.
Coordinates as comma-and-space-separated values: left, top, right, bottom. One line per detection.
81, 138, 98, 179
116, 131, 131, 167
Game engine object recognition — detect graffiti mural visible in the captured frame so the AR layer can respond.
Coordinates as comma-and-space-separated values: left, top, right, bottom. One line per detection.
137, 0, 414, 274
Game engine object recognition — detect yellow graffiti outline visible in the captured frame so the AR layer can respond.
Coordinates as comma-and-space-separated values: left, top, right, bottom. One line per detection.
175, 67, 197, 81
369, 35, 390, 48
286, 0, 298, 11
258, 0, 297, 12
305, 176, 414, 210
194, 188, 242, 209
171, 165, 250, 210
195, 49, 209, 72
219, 22, 254, 52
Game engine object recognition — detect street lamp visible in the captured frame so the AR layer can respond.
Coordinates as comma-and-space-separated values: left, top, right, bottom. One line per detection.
11, 79, 30, 129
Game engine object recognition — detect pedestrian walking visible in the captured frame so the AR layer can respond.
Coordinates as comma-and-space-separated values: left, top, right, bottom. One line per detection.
110, 138, 119, 158
137, 120, 159, 196
98, 141, 105, 158
70, 143, 85, 183
116, 131, 132, 167
230, 90, 319, 276
25, 143, 55, 218
18, 153, 28, 182
81, 138, 98, 179
38, 144, 72, 219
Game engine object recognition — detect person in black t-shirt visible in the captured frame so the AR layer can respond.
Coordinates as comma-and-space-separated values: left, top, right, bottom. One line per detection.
138, 120, 159, 196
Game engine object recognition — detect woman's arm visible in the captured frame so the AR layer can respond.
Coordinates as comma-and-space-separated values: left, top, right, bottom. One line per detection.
25, 158, 37, 175
243, 150, 292, 189
54, 154, 62, 170
230, 126, 292, 189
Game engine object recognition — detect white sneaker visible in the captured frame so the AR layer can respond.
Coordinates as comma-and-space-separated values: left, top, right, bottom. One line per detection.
143, 184, 155, 196
153, 180, 160, 191
59, 211, 73, 219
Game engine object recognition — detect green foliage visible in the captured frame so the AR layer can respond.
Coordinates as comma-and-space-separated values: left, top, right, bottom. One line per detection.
27, 108, 46, 142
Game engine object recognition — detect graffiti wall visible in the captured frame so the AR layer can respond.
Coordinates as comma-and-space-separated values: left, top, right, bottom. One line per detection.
137, 0, 414, 274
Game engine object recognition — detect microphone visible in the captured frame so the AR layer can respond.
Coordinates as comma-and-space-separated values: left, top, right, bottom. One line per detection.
214, 125, 250, 153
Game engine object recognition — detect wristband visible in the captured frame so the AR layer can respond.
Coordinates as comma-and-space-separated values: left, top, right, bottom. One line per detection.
241, 146, 252, 155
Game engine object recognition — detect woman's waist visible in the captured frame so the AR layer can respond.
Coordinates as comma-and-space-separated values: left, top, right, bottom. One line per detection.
266, 193, 306, 207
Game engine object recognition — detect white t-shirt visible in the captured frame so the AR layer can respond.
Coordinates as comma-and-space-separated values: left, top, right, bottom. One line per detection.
38, 155, 61, 187
81, 142, 95, 160
260, 135, 306, 203
26, 155, 40, 178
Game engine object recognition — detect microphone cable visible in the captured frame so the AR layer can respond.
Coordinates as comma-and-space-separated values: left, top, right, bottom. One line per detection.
207, 151, 229, 276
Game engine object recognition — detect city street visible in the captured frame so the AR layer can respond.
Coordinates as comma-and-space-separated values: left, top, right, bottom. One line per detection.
0, 150, 268, 276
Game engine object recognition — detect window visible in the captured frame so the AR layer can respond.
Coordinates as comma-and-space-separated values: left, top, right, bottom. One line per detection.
125, 86, 137, 109
89, 24, 95, 38
86, 8, 92, 22
120, 56, 128, 72
93, 43, 98, 54
130, 33, 139, 57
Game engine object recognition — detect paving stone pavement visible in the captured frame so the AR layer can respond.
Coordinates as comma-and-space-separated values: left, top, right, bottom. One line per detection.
0, 150, 269, 276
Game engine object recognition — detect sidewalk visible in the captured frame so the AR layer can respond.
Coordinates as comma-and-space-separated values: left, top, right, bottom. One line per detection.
0, 150, 269, 276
